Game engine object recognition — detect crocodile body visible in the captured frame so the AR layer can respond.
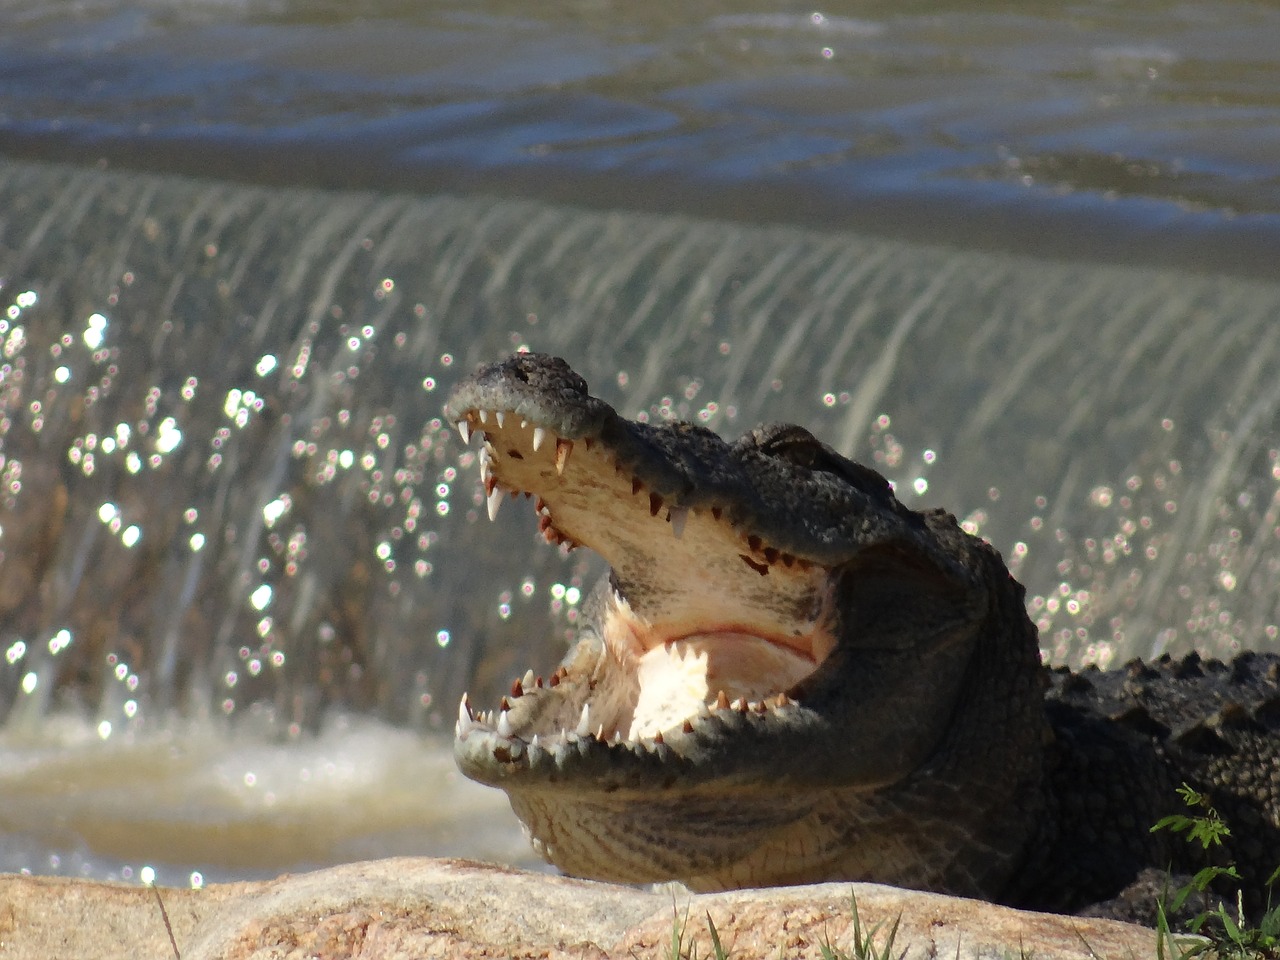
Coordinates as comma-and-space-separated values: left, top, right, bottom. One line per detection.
446, 353, 1280, 916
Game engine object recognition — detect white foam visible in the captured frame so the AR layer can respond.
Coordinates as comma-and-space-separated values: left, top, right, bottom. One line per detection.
0, 712, 534, 884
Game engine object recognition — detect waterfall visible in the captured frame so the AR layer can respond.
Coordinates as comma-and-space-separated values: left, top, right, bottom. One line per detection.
2, 159, 1278, 738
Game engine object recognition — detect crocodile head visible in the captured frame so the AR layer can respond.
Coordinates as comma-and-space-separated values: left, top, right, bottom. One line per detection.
446, 353, 1045, 894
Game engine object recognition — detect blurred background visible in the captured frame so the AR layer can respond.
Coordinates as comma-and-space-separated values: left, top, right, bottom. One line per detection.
1, 0, 1279, 888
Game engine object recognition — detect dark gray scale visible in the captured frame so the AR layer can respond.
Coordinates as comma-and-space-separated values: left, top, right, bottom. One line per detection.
1017, 650, 1280, 922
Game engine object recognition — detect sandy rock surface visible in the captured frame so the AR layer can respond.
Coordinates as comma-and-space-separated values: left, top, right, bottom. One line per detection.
0, 858, 1164, 960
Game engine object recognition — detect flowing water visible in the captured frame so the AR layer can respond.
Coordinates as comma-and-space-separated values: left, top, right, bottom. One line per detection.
0, 0, 1278, 887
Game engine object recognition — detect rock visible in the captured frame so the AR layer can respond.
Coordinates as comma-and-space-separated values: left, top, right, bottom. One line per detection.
0, 859, 1163, 960
0, 871, 248, 959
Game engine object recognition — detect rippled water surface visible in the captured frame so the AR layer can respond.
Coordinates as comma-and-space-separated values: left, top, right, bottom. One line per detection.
0, 0, 1278, 887
1, 0, 1278, 268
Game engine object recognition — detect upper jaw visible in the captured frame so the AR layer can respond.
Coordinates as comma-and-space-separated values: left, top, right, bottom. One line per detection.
448, 392, 840, 653
444, 354, 935, 569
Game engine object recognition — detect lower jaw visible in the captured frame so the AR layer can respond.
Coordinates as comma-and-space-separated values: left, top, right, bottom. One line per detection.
454, 627, 821, 781
454, 673, 810, 790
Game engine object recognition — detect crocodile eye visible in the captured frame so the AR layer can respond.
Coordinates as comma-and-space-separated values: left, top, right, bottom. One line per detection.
752, 424, 825, 466
750, 423, 893, 501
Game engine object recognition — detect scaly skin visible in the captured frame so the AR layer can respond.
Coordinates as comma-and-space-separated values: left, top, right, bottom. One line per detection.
446, 353, 1280, 916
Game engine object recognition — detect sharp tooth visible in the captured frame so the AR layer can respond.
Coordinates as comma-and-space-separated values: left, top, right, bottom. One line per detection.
532, 427, 547, 452
669, 507, 688, 539
531, 733, 539, 748
576, 703, 591, 737
457, 694, 473, 736
478, 409, 488, 423
495, 411, 505, 427
520, 419, 528, 429
554, 438, 573, 475
522, 668, 536, 690
487, 486, 504, 521
497, 709, 512, 738
457, 420, 472, 445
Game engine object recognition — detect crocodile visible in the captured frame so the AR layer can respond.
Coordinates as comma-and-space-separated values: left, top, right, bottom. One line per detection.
446, 352, 1280, 917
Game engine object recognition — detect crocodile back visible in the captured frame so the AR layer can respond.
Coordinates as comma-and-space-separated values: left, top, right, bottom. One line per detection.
1015, 651, 1280, 917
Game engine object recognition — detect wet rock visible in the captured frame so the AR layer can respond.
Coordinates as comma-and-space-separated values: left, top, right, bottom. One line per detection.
0, 859, 1162, 960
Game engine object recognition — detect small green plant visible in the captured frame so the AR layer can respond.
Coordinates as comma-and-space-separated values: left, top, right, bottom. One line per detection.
1151, 783, 1280, 959
663, 902, 731, 960
662, 890, 906, 960
817, 891, 903, 960
705, 913, 729, 960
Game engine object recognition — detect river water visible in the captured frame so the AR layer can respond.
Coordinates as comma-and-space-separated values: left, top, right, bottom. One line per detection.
1, 0, 1278, 887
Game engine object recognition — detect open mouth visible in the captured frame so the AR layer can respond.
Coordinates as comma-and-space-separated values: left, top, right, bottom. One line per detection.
441, 355, 1013, 891
448, 399, 840, 775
